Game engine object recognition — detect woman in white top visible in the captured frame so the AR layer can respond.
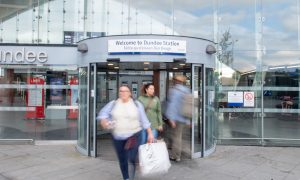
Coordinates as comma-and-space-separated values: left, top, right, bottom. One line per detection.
98, 85, 154, 180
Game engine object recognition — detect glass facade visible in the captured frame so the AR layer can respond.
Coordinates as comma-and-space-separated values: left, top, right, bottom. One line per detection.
0, 0, 214, 44
0, 64, 78, 140
0, 0, 299, 146
216, 0, 300, 146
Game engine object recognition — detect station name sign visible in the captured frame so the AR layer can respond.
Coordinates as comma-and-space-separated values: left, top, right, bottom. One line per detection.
0, 48, 48, 63
108, 39, 186, 55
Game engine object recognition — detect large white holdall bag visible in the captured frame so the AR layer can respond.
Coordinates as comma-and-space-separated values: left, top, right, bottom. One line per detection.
138, 141, 171, 176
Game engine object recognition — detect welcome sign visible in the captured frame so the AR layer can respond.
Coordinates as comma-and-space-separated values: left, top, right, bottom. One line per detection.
108, 39, 186, 55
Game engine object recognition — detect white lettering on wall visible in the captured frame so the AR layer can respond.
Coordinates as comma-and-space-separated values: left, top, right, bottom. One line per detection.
0, 48, 48, 63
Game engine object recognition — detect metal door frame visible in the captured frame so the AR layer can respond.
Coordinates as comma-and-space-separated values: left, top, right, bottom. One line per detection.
86, 62, 215, 158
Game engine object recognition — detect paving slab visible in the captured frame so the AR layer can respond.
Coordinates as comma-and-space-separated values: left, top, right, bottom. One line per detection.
0, 145, 300, 180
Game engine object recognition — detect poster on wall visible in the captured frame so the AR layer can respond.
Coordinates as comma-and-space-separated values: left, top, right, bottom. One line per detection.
227, 91, 243, 107
28, 89, 43, 106
46, 71, 67, 106
25, 77, 45, 119
50, 78, 64, 101
244, 92, 255, 107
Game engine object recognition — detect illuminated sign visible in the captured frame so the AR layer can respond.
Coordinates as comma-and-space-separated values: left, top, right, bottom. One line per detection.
108, 39, 186, 55
0, 48, 48, 63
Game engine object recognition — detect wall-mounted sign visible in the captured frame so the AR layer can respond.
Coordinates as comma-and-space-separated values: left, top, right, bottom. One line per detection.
228, 91, 243, 107
108, 39, 186, 55
244, 92, 255, 107
0, 48, 48, 63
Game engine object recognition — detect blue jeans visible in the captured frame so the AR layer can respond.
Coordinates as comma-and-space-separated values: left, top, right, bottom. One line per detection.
140, 128, 158, 145
112, 131, 142, 180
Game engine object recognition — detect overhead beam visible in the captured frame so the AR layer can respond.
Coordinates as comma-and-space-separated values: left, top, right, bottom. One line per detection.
0, 3, 28, 9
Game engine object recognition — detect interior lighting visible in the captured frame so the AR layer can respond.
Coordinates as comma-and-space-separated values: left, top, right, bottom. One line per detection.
179, 63, 186, 66
269, 66, 285, 70
114, 67, 119, 69
144, 62, 150, 65
173, 67, 178, 70
107, 63, 114, 66
287, 65, 300, 69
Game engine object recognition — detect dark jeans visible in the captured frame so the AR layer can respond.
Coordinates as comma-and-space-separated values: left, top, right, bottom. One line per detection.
140, 128, 158, 145
113, 131, 142, 180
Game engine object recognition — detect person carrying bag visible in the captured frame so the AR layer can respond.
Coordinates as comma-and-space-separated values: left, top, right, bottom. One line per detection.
97, 85, 154, 180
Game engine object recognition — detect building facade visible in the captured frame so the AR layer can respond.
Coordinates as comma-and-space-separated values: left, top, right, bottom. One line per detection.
0, 0, 299, 151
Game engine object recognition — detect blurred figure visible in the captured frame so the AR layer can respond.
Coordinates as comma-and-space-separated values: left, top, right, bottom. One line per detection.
138, 83, 163, 144
97, 85, 154, 180
165, 75, 191, 162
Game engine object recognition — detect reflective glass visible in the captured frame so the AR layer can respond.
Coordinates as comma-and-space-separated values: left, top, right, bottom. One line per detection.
174, 0, 213, 39
0, 65, 36, 139
18, 8, 33, 43
64, 0, 85, 43
193, 65, 202, 154
38, 0, 48, 43
78, 67, 88, 149
263, 51, 300, 141
2, 17, 17, 43
0, 64, 78, 140
85, 0, 106, 37
217, 51, 262, 142
218, 0, 257, 50
262, 0, 300, 50
205, 68, 215, 151
48, 0, 64, 44
131, 0, 173, 35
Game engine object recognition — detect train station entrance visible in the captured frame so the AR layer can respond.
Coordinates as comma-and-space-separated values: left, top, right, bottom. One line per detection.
76, 35, 217, 159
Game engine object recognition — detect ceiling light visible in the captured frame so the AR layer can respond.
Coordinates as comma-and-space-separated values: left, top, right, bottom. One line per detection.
173, 67, 178, 70
144, 62, 150, 65
107, 63, 114, 66
179, 63, 185, 66
114, 67, 119, 69
269, 66, 285, 70
287, 65, 300, 69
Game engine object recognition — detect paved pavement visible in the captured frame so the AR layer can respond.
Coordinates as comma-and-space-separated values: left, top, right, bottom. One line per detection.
1, 144, 300, 180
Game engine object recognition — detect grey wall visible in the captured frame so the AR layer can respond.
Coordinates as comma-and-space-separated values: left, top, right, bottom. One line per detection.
0, 45, 78, 65
77, 35, 216, 68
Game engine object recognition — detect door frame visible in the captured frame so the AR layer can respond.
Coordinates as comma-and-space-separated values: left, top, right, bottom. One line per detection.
87, 62, 215, 158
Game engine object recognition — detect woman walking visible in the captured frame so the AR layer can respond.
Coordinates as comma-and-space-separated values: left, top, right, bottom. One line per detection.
138, 83, 163, 144
97, 85, 154, 180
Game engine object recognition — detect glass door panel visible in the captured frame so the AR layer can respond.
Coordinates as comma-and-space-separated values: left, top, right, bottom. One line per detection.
96, 68, 118, 159
77, 67, 88, 155
192, 64, 202, 158
204, 67, 216, 156
89, 64, 97, 157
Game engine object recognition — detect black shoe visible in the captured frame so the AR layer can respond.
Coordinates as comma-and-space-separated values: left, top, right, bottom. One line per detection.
170, 157, 181, 162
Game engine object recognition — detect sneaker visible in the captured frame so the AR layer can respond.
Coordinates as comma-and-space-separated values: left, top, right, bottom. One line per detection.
169, 156, 176, 161
170, 156, 181, 162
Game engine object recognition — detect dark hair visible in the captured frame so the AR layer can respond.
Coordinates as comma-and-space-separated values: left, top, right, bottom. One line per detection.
119, 85, 132, 92
141, 83, 154, 95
